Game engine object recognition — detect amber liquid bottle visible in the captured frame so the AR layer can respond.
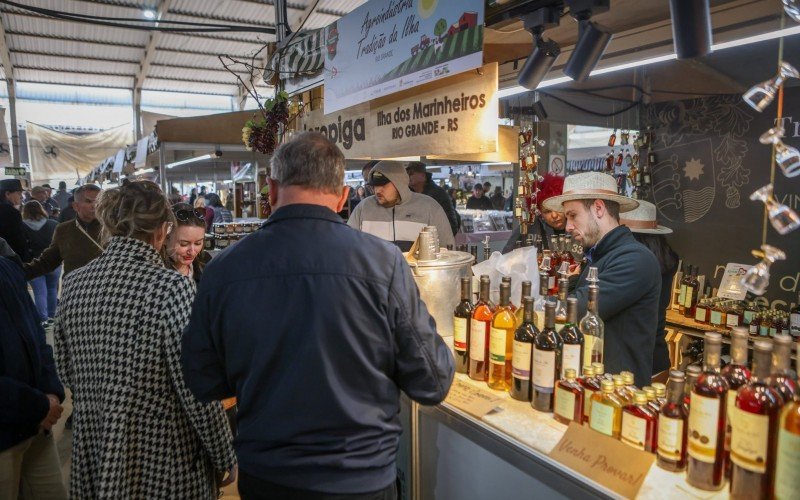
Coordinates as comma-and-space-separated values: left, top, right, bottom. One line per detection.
533, 272, 549, 332
613, 375, 632, 406
468, 276, 495, 382
683, 265, 700, 319
580, 364, 600, 424
553, 278, 569, 332
511, 297, 538, 402
488, 283, 517, 391
773, 346, 800, 500
730, 340, 783, 500
579, 285, 604, 367
768, 333, 798, 404
686, 332, 730, 491
532, 302, 562, 412
720, 327, 751, 477
559, 297, 584, 378
554, 368, 584, 425
453, 277, 474, 374
501, 277, 517, 313
657, 370, 689, 471
678, 264, 690, 315
514, 280, 532, 326
621, 390, 658, 452
590, 379, 623, 439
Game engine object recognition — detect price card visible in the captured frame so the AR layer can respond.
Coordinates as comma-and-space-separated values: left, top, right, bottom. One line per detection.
717, 263, 752, 300
444, 379, 502, 418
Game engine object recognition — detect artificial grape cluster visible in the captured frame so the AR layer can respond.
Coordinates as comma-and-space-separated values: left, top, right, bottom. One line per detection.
244, 92, 291, 156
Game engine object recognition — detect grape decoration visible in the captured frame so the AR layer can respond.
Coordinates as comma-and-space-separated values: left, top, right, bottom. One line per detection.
242, 91, 294, 156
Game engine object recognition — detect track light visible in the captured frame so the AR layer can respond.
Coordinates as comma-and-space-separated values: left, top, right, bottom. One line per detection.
516, 6, 561, 90
669, 0, 712, 59
564, 0, 612, 81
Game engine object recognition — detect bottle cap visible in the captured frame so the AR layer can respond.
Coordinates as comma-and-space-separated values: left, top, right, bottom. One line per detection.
652, 382, 667, 397
613, 375, 625, 387
668, 370, 685, 382
634, 391, 648, 405
622, 372, 635, 385
591, 362, 605, 374
564, 368, 577, 380
583, 365, 595, 377
643, 386, 656, 400
601, 379, 614, 392
686, 365, 702, 376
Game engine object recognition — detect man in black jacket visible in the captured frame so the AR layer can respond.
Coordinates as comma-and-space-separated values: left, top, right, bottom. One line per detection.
182, 132, 454, 499
406, 161, 460, 236
544, 172, 661, 387
0, 179, 29, 261
466, 183, 493, 210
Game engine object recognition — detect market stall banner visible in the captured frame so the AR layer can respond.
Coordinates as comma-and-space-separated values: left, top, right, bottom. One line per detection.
0, 108, 10, 168
299, 62, 497, 158
323, 0, 484, 114
27, 122, 133, 184
642, 88, 800, 309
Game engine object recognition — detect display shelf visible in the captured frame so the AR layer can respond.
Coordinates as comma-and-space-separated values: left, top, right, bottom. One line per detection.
666, 310, 797, 353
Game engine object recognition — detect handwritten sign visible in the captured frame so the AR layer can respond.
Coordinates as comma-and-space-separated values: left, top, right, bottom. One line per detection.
444, 378, 502, 418
549, 422, 655, 498
717, 263, 752, 300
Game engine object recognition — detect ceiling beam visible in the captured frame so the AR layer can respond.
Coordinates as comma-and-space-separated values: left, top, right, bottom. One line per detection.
0, 9, 15, 80
135, 0, 172, 91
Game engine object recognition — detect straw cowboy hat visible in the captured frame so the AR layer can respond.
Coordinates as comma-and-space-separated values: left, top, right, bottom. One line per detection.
620, 199, 673, 234
542, 172, 639, 213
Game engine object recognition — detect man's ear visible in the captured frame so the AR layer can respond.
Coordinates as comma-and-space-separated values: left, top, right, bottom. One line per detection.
335, 186, 351, 212
267, 178, 279, 207
593, 199, 606, 219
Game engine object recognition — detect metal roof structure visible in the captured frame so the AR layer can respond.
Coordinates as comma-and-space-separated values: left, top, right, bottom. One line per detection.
0, 0, 366, 97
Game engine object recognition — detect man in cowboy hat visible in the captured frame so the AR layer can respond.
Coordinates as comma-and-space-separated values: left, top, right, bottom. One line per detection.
544, 172, 661, 387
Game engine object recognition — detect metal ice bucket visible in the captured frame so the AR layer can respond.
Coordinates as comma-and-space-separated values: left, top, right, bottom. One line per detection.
406, 250, 474, 338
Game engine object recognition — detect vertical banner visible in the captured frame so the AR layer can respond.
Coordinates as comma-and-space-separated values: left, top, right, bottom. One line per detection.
324, 0, 484, 114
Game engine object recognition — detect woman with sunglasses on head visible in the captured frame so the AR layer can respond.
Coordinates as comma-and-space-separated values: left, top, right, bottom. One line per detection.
165, 203, 210, 283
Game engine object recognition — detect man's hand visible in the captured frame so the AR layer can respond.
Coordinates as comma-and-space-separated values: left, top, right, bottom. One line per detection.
219, 465, 237, 487
39, 394, 63, 431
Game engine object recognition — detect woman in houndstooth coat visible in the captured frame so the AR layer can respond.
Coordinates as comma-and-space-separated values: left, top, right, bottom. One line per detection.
53, 181, 236, 499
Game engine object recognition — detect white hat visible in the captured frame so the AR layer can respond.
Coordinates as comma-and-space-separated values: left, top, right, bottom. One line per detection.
620, 200, 673, 234
542, 172, 639, 213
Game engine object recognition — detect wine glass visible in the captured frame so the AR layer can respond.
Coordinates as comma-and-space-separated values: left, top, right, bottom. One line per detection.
750, 184, 800, 234
743, 61, 799, 112
740, 245, 786, 296
759, 126, 800, 178
783, 0, 800, 22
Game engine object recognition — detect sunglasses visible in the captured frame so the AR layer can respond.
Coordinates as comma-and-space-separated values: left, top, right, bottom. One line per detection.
174, 208, 206, 222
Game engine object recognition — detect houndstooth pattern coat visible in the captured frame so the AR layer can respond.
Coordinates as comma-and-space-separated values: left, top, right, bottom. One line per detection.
54, 236, 236, 499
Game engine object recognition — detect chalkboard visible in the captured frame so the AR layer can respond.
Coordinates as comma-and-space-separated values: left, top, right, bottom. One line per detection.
641, 89, 799, 311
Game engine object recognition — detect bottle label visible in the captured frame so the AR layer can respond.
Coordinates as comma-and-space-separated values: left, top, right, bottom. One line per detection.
561, 344, 582, 378
726, 314, 740, 328
770, 326, 778, 336
710, 310, 723, 325
583, 336, 595, 367
489, 327, 507, 365
621, 412, 648, 450
775, 426, 800, 499
678, 285, 686, 307
658, 416, 685, 461
453, 317, 468, 351
554, 386, 576, 422
469, 319, 487, 362
590, 400, 615, 436
583, 388, 596, 418
512, 341, 532, 380
791, 312, 800, 330
532, 348, 556, 392
726, 389, 738, 436
688, 393, 722, 463
684, 287, 694, 308
694, 306, 706, 322
749, 323, 758, 335
730, 407, 769, 473
743, 310, 755, 324
759, 324, 769, 337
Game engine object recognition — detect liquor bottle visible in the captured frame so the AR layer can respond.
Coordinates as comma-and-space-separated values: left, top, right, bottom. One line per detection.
553, 279, 568, 331
533, 272, 549, 332
683, 265, 700, 319
561, 235, 576, 267
729, 340, 782, 499
514, 280, 532, 326
686, 332, 730, 491
678, 264, 690, 315
592, 362, 608, 382
580, 285, 604, 367
657, 370, 689, 472
554, 368, 584, 425
694, 298, 710, 324
674, 264, 685, 309
721, 327, 752, 476
768, 333, 798, 403
790, 291, 800, 337
621, 371, 638, 402
759, 313, 771, 337
613, 375, 632, 406
653, 382, 667, 407
559, 297, 584, 378
768, 313, 779, 337
621, 390, 658, 452
608, 129, 617, 147
580, 364, 600, 424
773, 345, 800, 499
742, 301, 757, 326
726, 302, 743, 328
684, 365, 702, 408
489, 283, 517, 391
709, 300, 727, 328
749, 312, 762, 337
643, 386, 660, 413
511, 297, 538, 402
532, 302, 562, 412
590, 379, 624, 439
453, 277, 474, 374
549, 235, 562, 272
501, 277, 517, 313
469, 276, 495, 382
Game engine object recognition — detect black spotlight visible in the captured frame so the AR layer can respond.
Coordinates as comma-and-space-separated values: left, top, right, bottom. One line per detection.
516, 6, 561, 90
564, 21, 613, 81
669, 0, 712, 59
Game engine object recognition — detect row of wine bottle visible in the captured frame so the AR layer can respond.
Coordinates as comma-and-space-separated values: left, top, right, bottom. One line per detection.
453, 272, 604, 411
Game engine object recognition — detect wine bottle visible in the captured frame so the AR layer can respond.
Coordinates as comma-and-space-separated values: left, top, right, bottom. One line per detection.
621, 390, 658, 452
533, 272, 549, 332
579, 285, 604, 367
678, 264, 689, 315
790, 291, 800, 337
553, 278, 569, 331
721, 327, 751, 476
469, 276, 495, 382
559, 297, 584, 378
768, 333, 798, 404
501, 276, 517, 313
488, 283, 517, 391
580, 364, 600, 424
453, 277, 474, 374
657, 370, 689, 472
683, 265, 699, 319
686, 332, 730, 491
774, 345, 800, 499
515, 280, 532, 326
510, 297, 537, 402
554, 368, 584, 425
730, 340, 783, 500
532, 302, 562, 412
590, 379, 623, 439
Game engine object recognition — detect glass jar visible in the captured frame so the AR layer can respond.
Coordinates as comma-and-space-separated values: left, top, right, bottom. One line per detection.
216, 235, 229, 249
203, 235, 215, 251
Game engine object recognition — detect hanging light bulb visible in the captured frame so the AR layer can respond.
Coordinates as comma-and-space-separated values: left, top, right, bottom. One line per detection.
743, 61, 799, 112
759, 126, 800, 178
749, 184, 800, 235
740, 245, 785, 296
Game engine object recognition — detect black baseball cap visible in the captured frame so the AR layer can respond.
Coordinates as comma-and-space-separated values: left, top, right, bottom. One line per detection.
367, 170, 392, 186
0, 179, 23, 192
405, 161, 427, 174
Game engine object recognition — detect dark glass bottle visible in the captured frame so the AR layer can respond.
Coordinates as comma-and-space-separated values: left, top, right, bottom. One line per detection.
559, 297, 584, 378
721, 327, 752, 477
684, 364, 702, 409
621, 390, 658, 452
532, 302, 562, 412
514, 280, 532, 326
468, 276, 495, 382
768, 333, 798, 404
511, 297, 538, 402
580, 364, 600, 424
678, 264, 690, 315
453, 277, 474, 374
683, 265, 700, 319
658, 370, 689, 471
686, 332, 730, 491
554, 368, 584, 425
730, 340, 783, 500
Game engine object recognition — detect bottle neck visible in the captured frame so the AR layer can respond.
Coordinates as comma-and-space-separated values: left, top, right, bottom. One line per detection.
499, 286, 510, 307
521, 282, 532, 302
730, 335, 748, 365
479, 281, 490, 303
704, 341, 721, 372
752, 348, 772, 381
666, 379, 685, 404
545, 305, 555, 329
567, 299, 578, 324
460, 280, 471, 302
587, 286, 599, 315
523, 299, 534, 323
772, 342, 791, 374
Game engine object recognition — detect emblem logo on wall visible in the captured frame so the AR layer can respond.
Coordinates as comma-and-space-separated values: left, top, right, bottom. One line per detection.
326, 21, 339, 60
651, 139, 716, 223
